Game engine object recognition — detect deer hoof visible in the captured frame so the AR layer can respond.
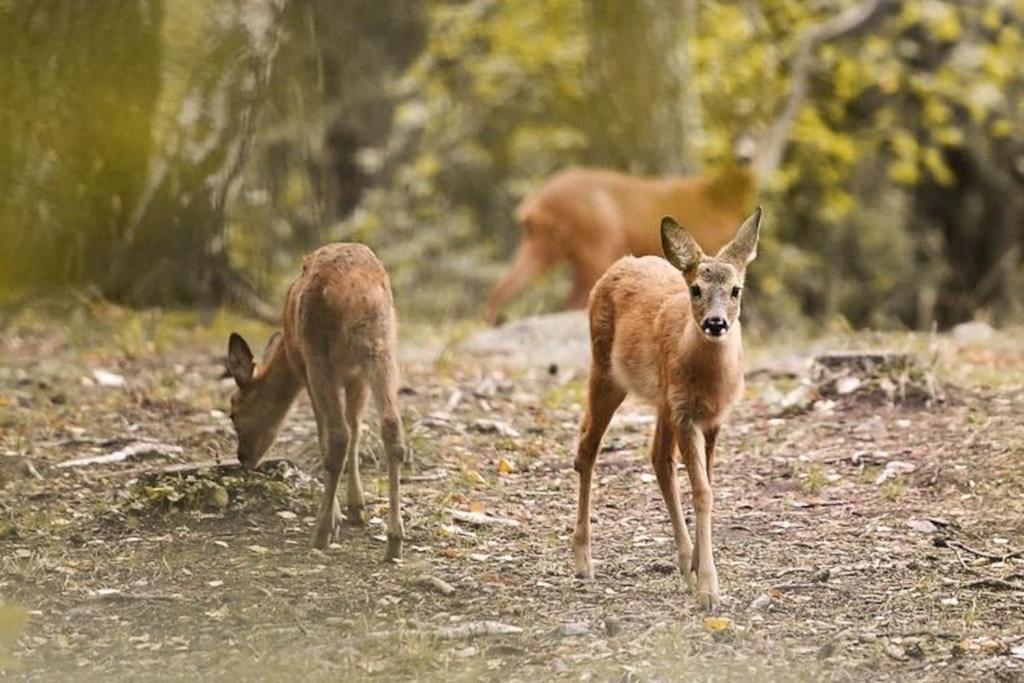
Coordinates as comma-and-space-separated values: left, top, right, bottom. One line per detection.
385, 534, 403, 562
345, 505, 368, 526
696, 590, 721, 612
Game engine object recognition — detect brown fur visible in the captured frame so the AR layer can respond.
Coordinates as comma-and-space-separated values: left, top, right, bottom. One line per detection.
226, 243, 407, 560
483, 165, 756, 323
571, 208, 763, 611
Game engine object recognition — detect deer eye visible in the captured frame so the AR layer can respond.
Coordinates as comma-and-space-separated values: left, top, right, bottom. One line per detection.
689, 284, 702, 299
731, 286, 741, 299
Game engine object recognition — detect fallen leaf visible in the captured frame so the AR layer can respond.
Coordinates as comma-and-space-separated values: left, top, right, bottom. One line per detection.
497, 457, 515, 475
704, 617, 732, 632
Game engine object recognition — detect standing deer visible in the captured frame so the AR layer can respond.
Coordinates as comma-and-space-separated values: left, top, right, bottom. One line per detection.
482, 164, 756, 324
225, 243, 407, 560
571, 207, 763, 611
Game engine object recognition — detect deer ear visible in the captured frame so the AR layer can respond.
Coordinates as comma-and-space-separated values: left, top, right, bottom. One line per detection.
262, 331, 283, 361
226, 332, 255, 386
717, 206, 763, 269
661, 216, 705, 274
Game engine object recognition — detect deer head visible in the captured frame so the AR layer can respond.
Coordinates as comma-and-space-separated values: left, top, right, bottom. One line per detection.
225, 331, 288, 468
660, 207, 763, 341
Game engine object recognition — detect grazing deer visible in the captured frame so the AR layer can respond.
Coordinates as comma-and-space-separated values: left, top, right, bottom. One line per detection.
571, 207, 763, 611
482, 164, 756, 324
225, 243, 407, 560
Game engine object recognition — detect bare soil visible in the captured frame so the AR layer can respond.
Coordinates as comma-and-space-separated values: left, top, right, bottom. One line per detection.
1, 306, 1023, 681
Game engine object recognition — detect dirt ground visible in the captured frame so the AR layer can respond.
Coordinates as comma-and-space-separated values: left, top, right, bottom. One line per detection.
2, 305, 1023, 681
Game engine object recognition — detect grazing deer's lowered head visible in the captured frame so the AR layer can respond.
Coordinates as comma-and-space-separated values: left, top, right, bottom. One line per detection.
226, 331, 300, 469
571, 207, 763, 611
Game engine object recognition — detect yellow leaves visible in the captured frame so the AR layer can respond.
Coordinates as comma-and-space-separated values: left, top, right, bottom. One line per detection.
922, 148, 954, 186
928, 6, 962, 42
889, 160, 920, 185
704, 616, 732, 632
934, 126, 964, 147
991, 118, 1015, 138
497, 457, 515, 475
888, 130, 920, 185
983, 6, 1002, 31
465, 469, 487, 487
922, 99, 951, 127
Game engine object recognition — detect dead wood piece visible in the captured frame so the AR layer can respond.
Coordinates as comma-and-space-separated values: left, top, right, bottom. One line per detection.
960, 578, 1024, 592
941, 539, 1024, 563
57, 441, 183, 468
447, 509, 521, 528
436, 621, 523, 639
89, 589, 186, 602
412, 575, 455, 595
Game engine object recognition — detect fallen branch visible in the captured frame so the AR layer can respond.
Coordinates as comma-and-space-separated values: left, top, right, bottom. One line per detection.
960, 578, 1024, 592
436, 621, 523, 639
940, 539, 1024, 563
412, 575, 455, 596
57, 442, 183, 469
446, 509, 521, 528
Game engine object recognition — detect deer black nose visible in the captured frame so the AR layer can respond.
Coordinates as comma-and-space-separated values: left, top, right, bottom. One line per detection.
702, 317, 728, 337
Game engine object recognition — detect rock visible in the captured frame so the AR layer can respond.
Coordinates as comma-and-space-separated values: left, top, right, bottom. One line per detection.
470, 419, 520, 438
951, 320, 994, 344
92, 369, 126, 387
555, 622, 590, 638
907, 518, 938, 534
750, 593, 772, 611
835, 376, 861, 395
874, 460, 916, 485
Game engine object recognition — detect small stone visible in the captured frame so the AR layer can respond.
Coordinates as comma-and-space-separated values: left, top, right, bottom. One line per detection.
556, 622, 589, 637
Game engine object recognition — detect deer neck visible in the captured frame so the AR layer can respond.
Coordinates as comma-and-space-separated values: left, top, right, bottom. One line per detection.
253, 340, 303, 422
677, 317, 743, 372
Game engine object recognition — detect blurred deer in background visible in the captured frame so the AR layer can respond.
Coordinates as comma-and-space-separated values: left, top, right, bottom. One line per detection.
482, 159, 757, 325
571, 207, 763, 611
225, 243, 407, 560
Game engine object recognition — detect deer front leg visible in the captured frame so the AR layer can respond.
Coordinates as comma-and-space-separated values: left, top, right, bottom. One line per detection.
675, 419, 719, 611
652, 410, 695, 586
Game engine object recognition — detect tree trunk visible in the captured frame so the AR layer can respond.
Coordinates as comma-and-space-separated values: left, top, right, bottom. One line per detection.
117, 0, 288, 317
583, 0, 694, 174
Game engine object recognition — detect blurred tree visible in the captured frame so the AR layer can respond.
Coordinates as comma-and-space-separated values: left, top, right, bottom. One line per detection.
0, 0, 288, 318
584, 0, 697, 173
121, 0, 288, 317
0, 0, 161, 297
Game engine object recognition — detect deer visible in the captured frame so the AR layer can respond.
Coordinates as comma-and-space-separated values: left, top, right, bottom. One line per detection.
225, 243, 407, 561
571, 206, 763, 611
482, 163, 756, 324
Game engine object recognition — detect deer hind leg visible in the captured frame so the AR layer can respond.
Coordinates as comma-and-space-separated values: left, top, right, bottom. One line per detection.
371, 357, 407, 561
483, 237, 554, 324
342, 378, 368, 526
652, 410, 695, 586
308, 370, 348, 550
675, 420, 719, 611
572, 367, 626, 579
